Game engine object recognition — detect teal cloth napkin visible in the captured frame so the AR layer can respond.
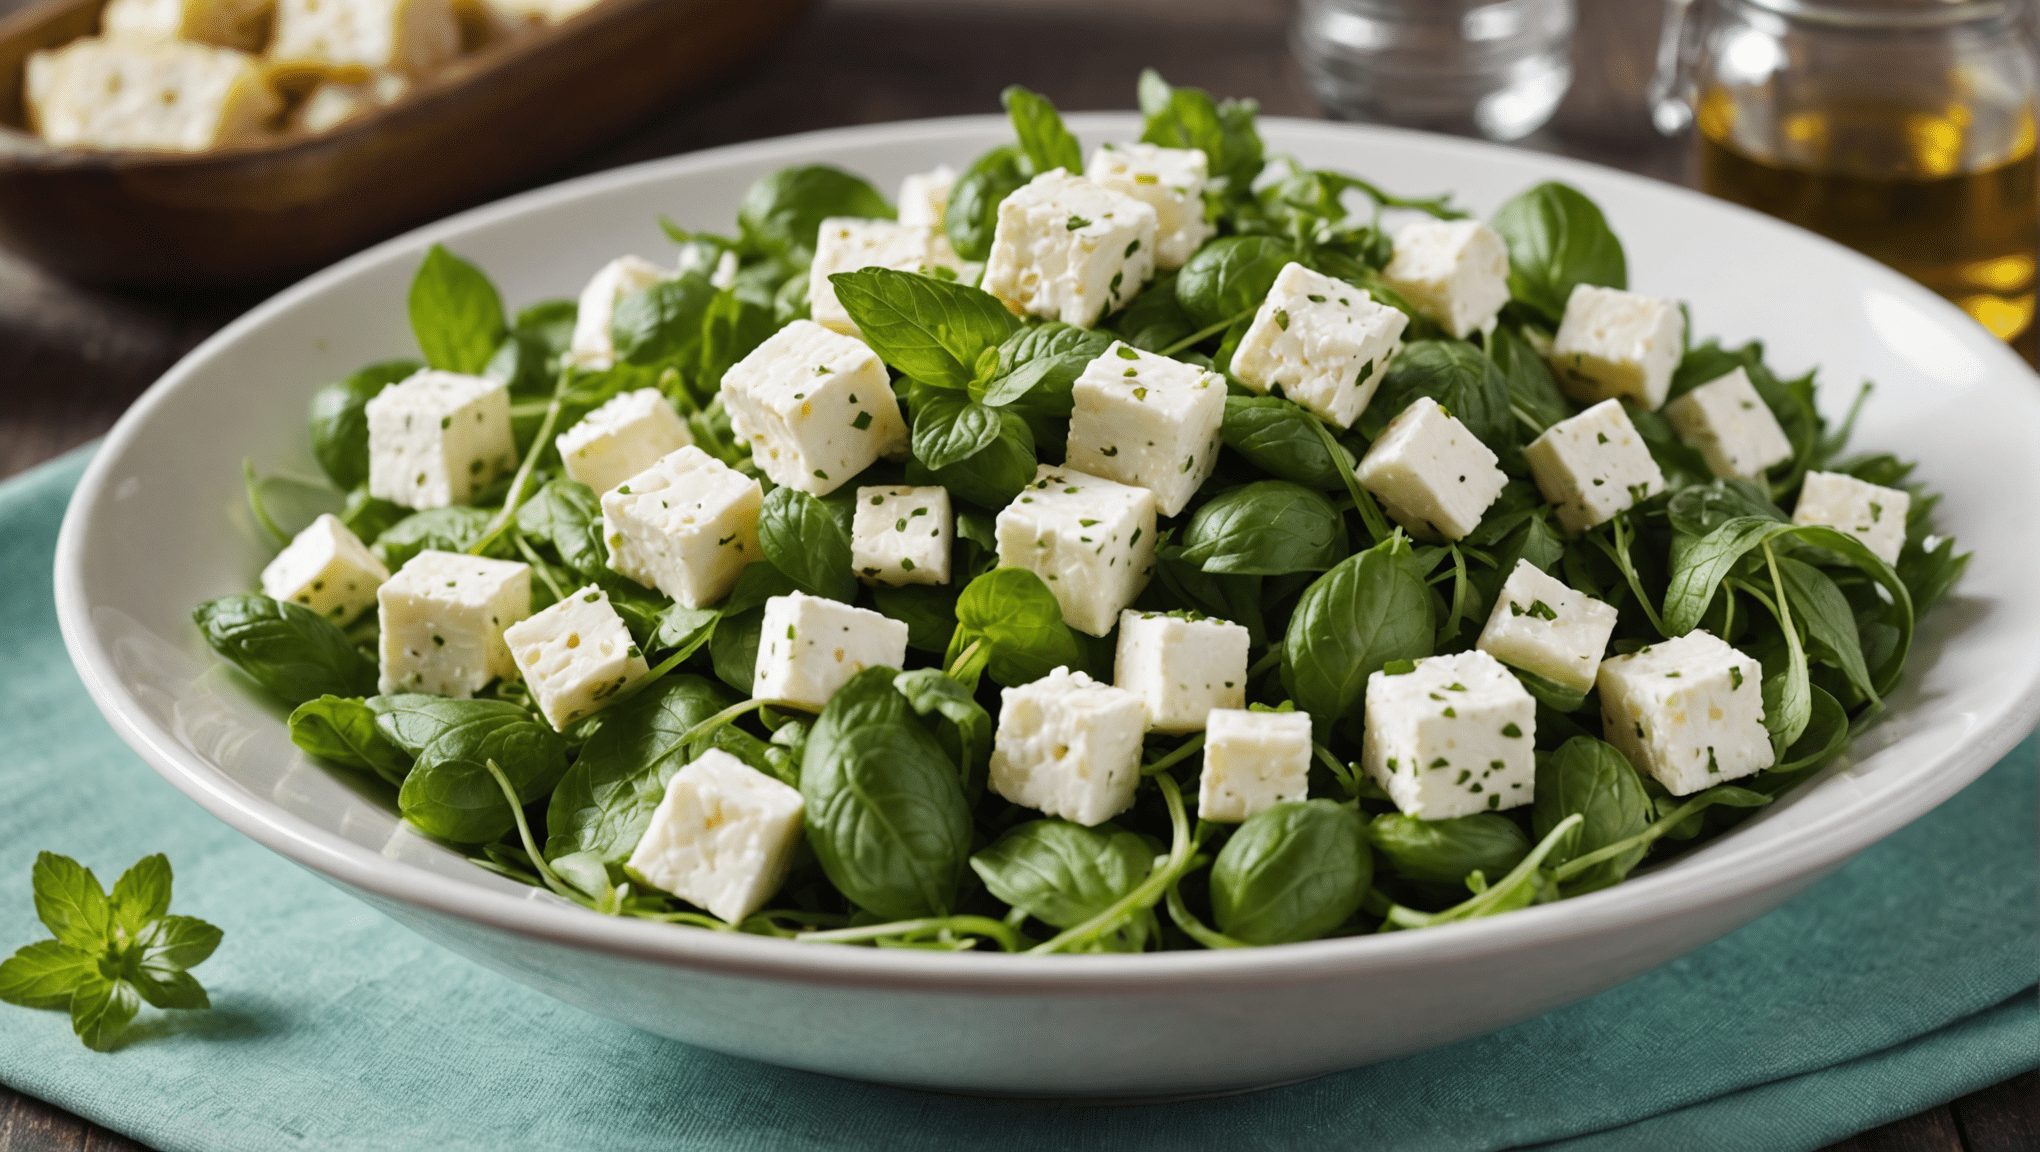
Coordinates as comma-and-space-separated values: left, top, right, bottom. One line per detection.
1, 446, 2034, 1152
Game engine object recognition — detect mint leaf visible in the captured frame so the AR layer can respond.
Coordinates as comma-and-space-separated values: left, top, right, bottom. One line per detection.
69, 970, 139, 1052
109, 854, 173, 939
137, 915, 224, 972
32, 852, 109, 952
0, 940, 97, 1009
130, 963, 210, 1012
409, 244, 508, 375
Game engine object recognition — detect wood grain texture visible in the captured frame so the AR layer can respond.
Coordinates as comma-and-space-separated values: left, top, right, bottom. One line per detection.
0, 0, 2022, 1148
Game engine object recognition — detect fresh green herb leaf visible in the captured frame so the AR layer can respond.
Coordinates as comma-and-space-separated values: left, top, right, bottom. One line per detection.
409, 245, 507, 375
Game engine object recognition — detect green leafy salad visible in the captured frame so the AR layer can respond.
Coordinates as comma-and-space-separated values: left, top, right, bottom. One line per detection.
200, 72, 1966, 953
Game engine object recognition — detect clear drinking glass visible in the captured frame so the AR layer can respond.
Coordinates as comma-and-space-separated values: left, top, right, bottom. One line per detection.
1653, 0, 2040, 349
1294, 0, 1577, 142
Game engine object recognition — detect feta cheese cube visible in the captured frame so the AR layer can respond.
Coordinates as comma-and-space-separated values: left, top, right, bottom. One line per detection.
1475, 559, 1618, 693
502, 584, 649, 730
989, 666, 1147, 826
269, 0, 460, 79
852, 485, 952, 586
292, 72, 407, 135
1085, 142, 1215, 270
1064, 341, 1225, 517
1230, 262, 1407, 429
807, 218, 965, 336
1198, 709, 1312, 822
981, 170, 1159, 328
1361, 650, 1537, 820
260, 513, 389, 626
1523, 398, 1666, 535
555, 388, 693, 496
995, 465, 1159, 637
625, 748, 804, 924
1355, 396, 1508, 542
1598, 631, 1771, 796
721, 319, 908, 496
364, 369, 515, 510
376, 550, 530, 697
752, 592, 911, 711
25, 38, 278, 152
897, 165, 956, 228
1548, 285, 1684, 409
567, 255, 667, 371
1664, 367, 1794, 480
1379, 219, 1512, 339
1793, 471, 1910, 565
1113, 609, 1250, 733
602, 446, 763, 609
101, 0, 272, 51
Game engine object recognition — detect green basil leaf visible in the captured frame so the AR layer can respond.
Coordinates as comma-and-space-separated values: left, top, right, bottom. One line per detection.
758, 486, 856, 602
0, 940, 96, 1009
1210, 800, 1370, 945
1532, 736, 1652, 893
544, 675, 737, 862
1180, 481, 1347, 575
309, 360, 421, 490
691, 287, 778, 403
1774, 554, 1877, 703
946, 567, 1084, 688
739, 164, 894, 262
340, 487, 409, 545
513, 298, 579, 360
1367, 812, 1531, 887
69, 970, 139, 1052
1487, 325, 1571, 433
612, 272, 718, 368
368, 695, 529, 756
1281, 535, 1435, 742
398, 709, 570, 843
516, 479, 607, 578
945, 145, 1029, 263
912, 391, 1006, 469
1003, 84, 1084, 176
372, 505, 508, 570
1137, 68, 1265, 199
107, 854, 173, 938
870, 582, 959, 653
1666, 478, 1787, 539
193, 594, 377, 704
1175, 235, 1296, 329
1111, 270, 1199, 352
135, 914, 223, 972
1220, 396, 1358, 490
971, 820, 1156, 951
1489, 182, 1627, 323
894, 666, 993, 804
409, 244, 507, 375
981, 321, 1113, 410
832, 268, 1018, 390
1366, 340, 1515, 451
289, 695, 413, 785
905, 406, 1037, 510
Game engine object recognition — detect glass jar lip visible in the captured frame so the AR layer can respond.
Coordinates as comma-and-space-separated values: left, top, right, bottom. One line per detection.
1738, 0, 2012, 28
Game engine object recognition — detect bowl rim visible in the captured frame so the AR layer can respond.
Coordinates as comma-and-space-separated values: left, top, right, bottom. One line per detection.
53, 111, 2040, 992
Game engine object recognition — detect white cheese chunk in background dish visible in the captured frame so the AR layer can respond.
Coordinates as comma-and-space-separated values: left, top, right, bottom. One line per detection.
1793, 471, 1910, 565
1379, 219, 1512, 340
807, 217, 965, 337
989, 666, 1147, 826
1523, 398, 1666, 535
1598, 631, 1771, 796
567, 255, 667, 371
1113, 609, 1249, 733
1362, 650, 1536, 820
981, 169, 1159, 328
291, 72, 408, 135
1085, 142, 1215, 270
1548, 284, 1684, 409
377, 550, 530, 697
721, 319, 908, 496
753, 592, 911, 711
602, 446, 763, 609
1356, 396, 1508, 542
25, 38, 279, 152
364, 369, 515, 510
555, 387, 692, 496
260, 513, 389, 626
1198, 708, 1312, 823
502, 584, 649, 731
1664, 367, 1794, 480
1475, 559, 1618, 693
897, 164, 956, 229
852, 485, 952, 586
625, 748, 804, 925
269, 0, 460, 80
995, 465, 1158, 637
1064, 341, 1226, 517
1229, 262, 1406, 429
101, 0, 274, 51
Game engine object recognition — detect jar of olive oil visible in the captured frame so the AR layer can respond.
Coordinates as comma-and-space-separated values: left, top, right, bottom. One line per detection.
1653, 0, 2039, 352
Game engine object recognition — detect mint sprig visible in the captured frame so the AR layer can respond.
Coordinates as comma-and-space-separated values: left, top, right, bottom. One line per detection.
0, 853, 222, 1051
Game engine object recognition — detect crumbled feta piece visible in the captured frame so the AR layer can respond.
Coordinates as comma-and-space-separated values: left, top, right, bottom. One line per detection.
269, 0, 461, 79
1064, 341, 1225, 517
625, 748, 804, 924
1548, 284, 1684, 409
1378, 219, 1512, 339
1085, 142, 1215, 270
851, 485, 952, 586
989, 666, 1147, 826
291, 72, 407, 134
1599, 631, 1771, 796
897, 165, 956, 228
752, 592, 911, 711
1362, 650, 1537, 820
1664, 367, 1794, 480
555, 388, 693, 496
260, 513, 389, 626
364, 369, 515, 510
1230, 262, 1407, 429
101, 0, 272, 51
995, 465, 1159, 637
602, 446, 763, 609
1113, 609, 1249, 733
1793, 471, 1910, 565
567, 255, 667, 371
1355, 396, 1508, 542
484, 0, 605, 25
1523, 398, 1666, 535
1198, 709, 1312, 823
981, 169, 1159, 328
502, 584, 649, 730
807, 217, 965, 336
721, 319, 909, 497
376, 550, 530, 697
1475, 559, 1618, 693
25, 38, 279, 152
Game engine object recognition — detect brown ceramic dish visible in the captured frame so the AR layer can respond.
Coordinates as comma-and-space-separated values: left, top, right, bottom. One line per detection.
0, 0, 814, 285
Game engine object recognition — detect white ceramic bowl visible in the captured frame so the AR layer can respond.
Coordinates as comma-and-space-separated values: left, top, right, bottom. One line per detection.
54, 114, 2040, 1098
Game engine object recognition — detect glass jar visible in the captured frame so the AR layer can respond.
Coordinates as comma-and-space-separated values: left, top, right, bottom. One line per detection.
1653, 0, 2040, 349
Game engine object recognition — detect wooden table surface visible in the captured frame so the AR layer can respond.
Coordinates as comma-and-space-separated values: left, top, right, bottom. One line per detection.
0, 0, 2032, 1148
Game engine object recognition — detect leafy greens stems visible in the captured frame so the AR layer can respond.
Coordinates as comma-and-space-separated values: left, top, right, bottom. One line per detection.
1597, 513, 1667, 636
1551, 788, 1770, 883
795, 916, 1028, 952
1381, 814, 1581, 930
1306, 414, 1392, 544
481, 758, 589, 908
1165, 864, 1247, 949
1030, 773, 1196, 954
241, 458, 292, 546
1140, 732, 1207, 777
470, 369, 573, 558
1312, 742, 1360, 798
1158, 307, 1256, 358
512, 532, 569, 603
